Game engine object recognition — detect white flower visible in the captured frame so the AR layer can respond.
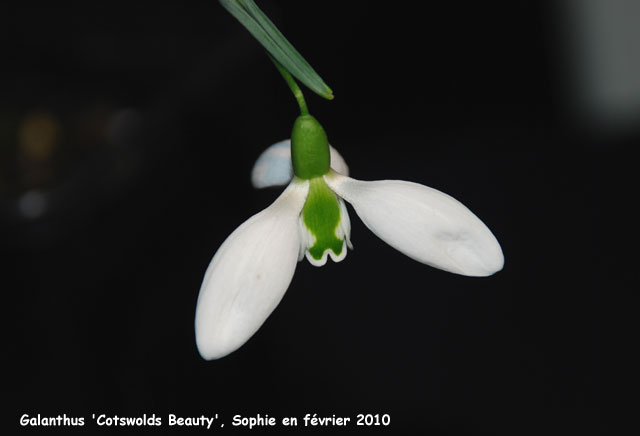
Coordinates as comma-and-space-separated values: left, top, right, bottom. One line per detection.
195, 140, 504, 360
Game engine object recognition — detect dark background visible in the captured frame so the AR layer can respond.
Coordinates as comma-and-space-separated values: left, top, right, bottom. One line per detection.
3, 1, 632, 435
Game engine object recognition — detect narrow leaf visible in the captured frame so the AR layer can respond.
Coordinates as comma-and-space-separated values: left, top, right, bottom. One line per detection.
219, 0, 334, 100
239, 0, 333, 98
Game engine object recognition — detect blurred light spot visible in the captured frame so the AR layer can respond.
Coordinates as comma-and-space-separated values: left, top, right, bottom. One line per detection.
107, 108, 140, 147
566, 0, 640, 129
18, 112, 60, 160
18, 190, 47, 219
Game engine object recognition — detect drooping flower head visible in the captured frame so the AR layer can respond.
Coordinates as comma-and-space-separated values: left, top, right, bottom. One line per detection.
196, 0, 503, 360
195, 113, 504, 360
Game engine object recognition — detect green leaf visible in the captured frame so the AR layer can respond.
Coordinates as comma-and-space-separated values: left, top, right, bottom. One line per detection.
219, 0, 334, 100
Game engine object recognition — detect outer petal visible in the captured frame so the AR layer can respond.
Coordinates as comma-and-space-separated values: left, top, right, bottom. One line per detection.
324, 172, 504, 277
195, 180, 309, 359
251, 139, 349, 188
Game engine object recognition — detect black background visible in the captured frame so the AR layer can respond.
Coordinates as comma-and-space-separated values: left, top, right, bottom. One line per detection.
4, 1, 631, 435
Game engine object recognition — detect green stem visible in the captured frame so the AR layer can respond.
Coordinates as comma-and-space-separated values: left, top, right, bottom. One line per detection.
270, 55, 309, 115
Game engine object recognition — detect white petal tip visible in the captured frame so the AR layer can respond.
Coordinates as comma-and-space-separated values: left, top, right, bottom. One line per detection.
452, 244, 504, 277
195, 334, 237, 360
432, 226, 505, 277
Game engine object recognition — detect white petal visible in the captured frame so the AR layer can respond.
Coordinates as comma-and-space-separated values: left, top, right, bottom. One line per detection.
250, 140, 292, 189
325, 172, 504, 277
195, 180, 309, 359
330, 147, 350, 176
329, 145, 349, 176
251, 139, 349, 188
297, 213, 311, 262
337, 197, 353, 250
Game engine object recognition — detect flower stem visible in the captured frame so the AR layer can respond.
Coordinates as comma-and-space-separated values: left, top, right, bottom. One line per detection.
270, 55, 309, 116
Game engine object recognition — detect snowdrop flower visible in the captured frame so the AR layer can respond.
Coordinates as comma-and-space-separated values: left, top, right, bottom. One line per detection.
195, 114, 504, 360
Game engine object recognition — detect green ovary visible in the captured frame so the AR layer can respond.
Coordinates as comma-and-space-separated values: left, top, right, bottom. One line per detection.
302, 177, 344, 260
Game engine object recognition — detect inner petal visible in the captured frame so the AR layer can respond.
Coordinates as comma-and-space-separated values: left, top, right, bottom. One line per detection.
301, 177, 346, 265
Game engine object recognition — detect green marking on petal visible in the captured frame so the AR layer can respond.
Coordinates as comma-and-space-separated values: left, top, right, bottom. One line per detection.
302, 177, 344, 261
